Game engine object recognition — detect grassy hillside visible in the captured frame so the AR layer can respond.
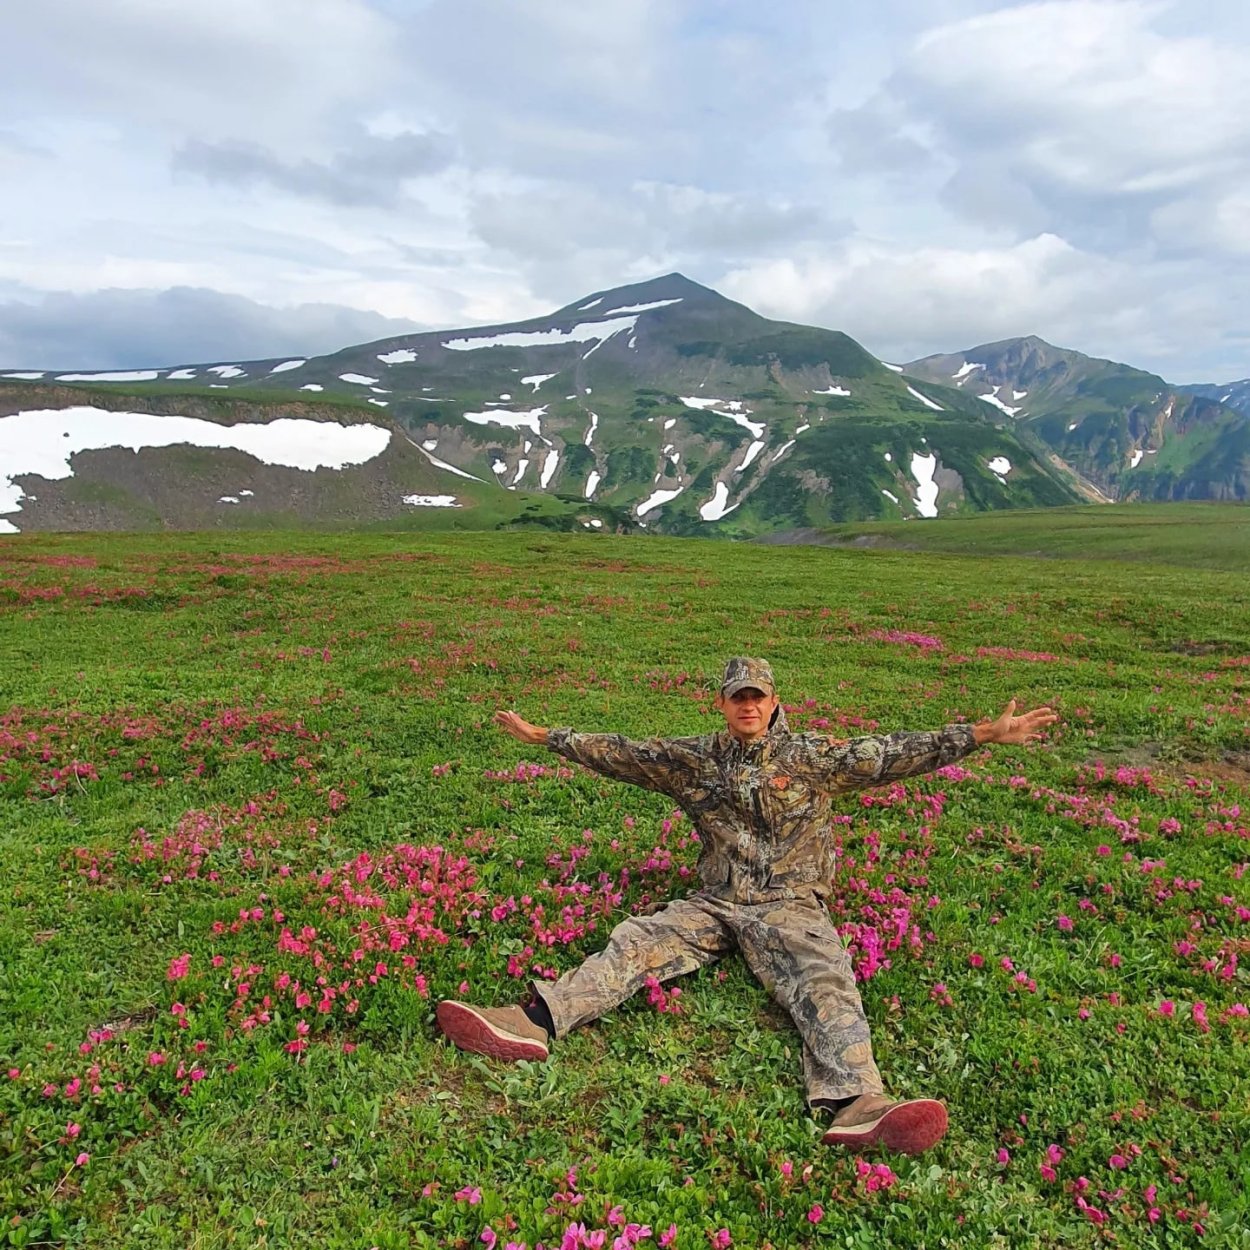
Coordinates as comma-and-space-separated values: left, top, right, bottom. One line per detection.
773, 502, 1250, 571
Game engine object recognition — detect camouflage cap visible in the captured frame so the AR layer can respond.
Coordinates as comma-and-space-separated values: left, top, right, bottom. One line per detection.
720, 656, 776, 698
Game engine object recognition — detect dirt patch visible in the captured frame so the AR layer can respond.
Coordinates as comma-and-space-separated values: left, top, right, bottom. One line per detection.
1167, 640, 1246, 656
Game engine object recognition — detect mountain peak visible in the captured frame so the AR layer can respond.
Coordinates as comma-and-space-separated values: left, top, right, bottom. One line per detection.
554, 272, 730, 317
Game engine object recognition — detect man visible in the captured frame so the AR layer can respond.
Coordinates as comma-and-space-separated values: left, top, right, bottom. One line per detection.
438, 658, 1057, 1154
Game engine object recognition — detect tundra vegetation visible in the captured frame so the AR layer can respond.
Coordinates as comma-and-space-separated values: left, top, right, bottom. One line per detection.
1, 522, 1248, 1248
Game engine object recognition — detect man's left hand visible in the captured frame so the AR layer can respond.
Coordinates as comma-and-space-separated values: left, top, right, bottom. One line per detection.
974, 700, 1059, 746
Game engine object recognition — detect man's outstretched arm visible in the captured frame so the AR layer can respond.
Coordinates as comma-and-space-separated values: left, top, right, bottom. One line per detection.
803, 700, 1059, 792
493, 709, 695, 795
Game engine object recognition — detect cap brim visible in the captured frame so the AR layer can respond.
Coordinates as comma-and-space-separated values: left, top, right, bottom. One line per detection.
722, 681, 774, 698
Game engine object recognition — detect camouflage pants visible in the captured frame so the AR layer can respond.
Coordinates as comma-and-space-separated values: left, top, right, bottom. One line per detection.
533, 893, 884, 1105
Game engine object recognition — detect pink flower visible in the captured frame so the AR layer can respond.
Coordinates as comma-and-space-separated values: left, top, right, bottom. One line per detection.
1046, 1144, 1064, 1165
607, 1206, 625, 1227
167, 953, 191, 981
1056, 915, 1074, 932
807, 1204, 824, 1223
780, 1160, 793, 1178
659, 1227, 677, 1248
1040, 1165, 1057, 1182
710, 1231, 732, 1249
996, 1148, 1011, 1165
481, 1229, 498, 1250
148, 1052, 166, 1066
1109, 1153, 1128, 1169
455, 1186, 483, 1205
75, 1152, 90, 1167
968, 952, 984, 968
6, 1068, 18, 1080
1159, 1000, 1176, 1017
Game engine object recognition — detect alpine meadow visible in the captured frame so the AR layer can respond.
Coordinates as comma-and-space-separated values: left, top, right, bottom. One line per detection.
2, 521, 1248, 1249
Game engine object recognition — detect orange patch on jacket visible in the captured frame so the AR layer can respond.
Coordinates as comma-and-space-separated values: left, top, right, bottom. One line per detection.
769, 775, 792, 790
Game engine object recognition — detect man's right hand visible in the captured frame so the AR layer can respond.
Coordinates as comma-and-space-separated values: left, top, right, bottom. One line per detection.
493, 710, 549, 745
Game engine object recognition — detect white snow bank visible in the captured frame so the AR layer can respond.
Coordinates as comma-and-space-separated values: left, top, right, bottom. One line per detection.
540, 450, 560, 488
882, 362, 903, 373
463, 406, 547, 436
584, 411, 598, 447
301, 384, 324, 392
812, 385, 850, 397
219, 496, 240, 504
521, 373, 558, 391
377, 349, 418, 365
339, 373, 379, 385
207, 365, 245, 378
882, 489, 899, 505
584, 470, 601, 498
443, 316, 637, 353
168, 369, 197, 380
367, 399, 389, 407
4, 372, 45, 380
978, 392, 1023, 417
953, 362, 984, 380
738, 440, 766, 472
636, 485, 685, 517
56, 371, 160, 382
0, 407, 391, 524
1130, 450, 1144, 469
699, 481, 740, 521
771, 439, 795, 462
906, 385, 944, 412
986, 456, 1011, 476
678, 397, 765, 439
510, 459, 529, 486
597, 298, 682, 317
911, 452, 939, 518
270, 360, 306, 374
403, 494, 459, 507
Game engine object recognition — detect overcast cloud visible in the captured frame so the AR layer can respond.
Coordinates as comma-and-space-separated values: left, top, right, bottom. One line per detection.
3, 0, 1248, 380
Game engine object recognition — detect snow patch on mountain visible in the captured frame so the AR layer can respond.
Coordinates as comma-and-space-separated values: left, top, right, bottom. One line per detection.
463, 407, 547, 436
584, 470, 600, 498
584, 411, 598, 447
813, 385, 851, 397
678, 397, 766, 439
168, 369, 197, 380
911, 452, 939, 518
1130, 450, 1144, 469
0, 407, 391, 528
597, 298, 682, 317
540, 450, 560, 488
270, 360, 306, 374
699, 481, 739, 521
403, 494, 459, 507
56, 370, 160, 382
377, 349, 418, 365
301, 384, 324, 392
906, 385, 944, 412
882, 489, 899, 505
738, 441, 766, 472
636, 485, 685, 517
207, 365, 245, 378
978, 392, 1023, 417
443, 316, 638, 354
882, 362, 903, 373
340, 373, 380, 385
4, 372, 45, 380
522, 373, 558, 392
953, 362, 984, 381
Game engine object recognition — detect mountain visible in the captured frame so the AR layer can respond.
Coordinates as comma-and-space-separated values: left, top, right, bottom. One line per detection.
2, 275, 1093, 534
904, 337, 1250, 503
1178, 379, 1250, 420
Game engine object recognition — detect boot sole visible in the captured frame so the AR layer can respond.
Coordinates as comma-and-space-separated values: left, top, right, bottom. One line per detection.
436, 1001, 550, 1062
821, 1099, 948, 1155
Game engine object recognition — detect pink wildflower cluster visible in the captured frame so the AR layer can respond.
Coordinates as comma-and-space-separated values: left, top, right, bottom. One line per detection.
854, 1159, 898, 1192
644, 976, 682, 1014
865, 629, 943, 651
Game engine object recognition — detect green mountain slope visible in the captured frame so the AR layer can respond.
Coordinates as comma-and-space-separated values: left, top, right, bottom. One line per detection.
2, 275, 1084, 534
904, 337, 1250, 503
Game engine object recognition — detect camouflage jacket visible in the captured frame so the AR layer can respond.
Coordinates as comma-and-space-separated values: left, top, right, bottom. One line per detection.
547, 715, 977, 904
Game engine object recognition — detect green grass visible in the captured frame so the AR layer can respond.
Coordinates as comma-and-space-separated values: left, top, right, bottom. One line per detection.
1, 528, 1248, 1248
793, 502, 1250, 570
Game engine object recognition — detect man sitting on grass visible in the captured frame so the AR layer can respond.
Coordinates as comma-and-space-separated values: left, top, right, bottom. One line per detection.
438, 658, 1057, 1155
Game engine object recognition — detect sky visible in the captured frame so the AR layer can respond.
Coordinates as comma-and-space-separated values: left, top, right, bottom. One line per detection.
2, 0, 1248, 381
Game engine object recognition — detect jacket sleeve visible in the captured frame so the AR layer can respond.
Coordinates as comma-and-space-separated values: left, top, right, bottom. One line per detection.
546, 728, 697, 796
800, 724, 977, 794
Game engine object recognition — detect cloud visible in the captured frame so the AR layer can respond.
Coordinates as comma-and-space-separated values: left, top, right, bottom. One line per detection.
718, 231, 1250, 380
830, 1, 1250, 255
5, 0, 398, 144
0, 287, 423, 370
174, 130, 456, 208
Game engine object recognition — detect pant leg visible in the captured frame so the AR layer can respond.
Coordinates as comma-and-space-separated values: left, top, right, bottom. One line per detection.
533, 896, 735, 1039
731, 897, 884, 1105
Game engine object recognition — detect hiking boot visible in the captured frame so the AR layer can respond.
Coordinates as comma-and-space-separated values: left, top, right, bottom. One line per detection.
436, 1001, 550, 1062
820, 1093, 948, 1155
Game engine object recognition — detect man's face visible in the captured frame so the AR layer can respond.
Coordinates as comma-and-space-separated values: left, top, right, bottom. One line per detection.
715, 686, 779, 742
